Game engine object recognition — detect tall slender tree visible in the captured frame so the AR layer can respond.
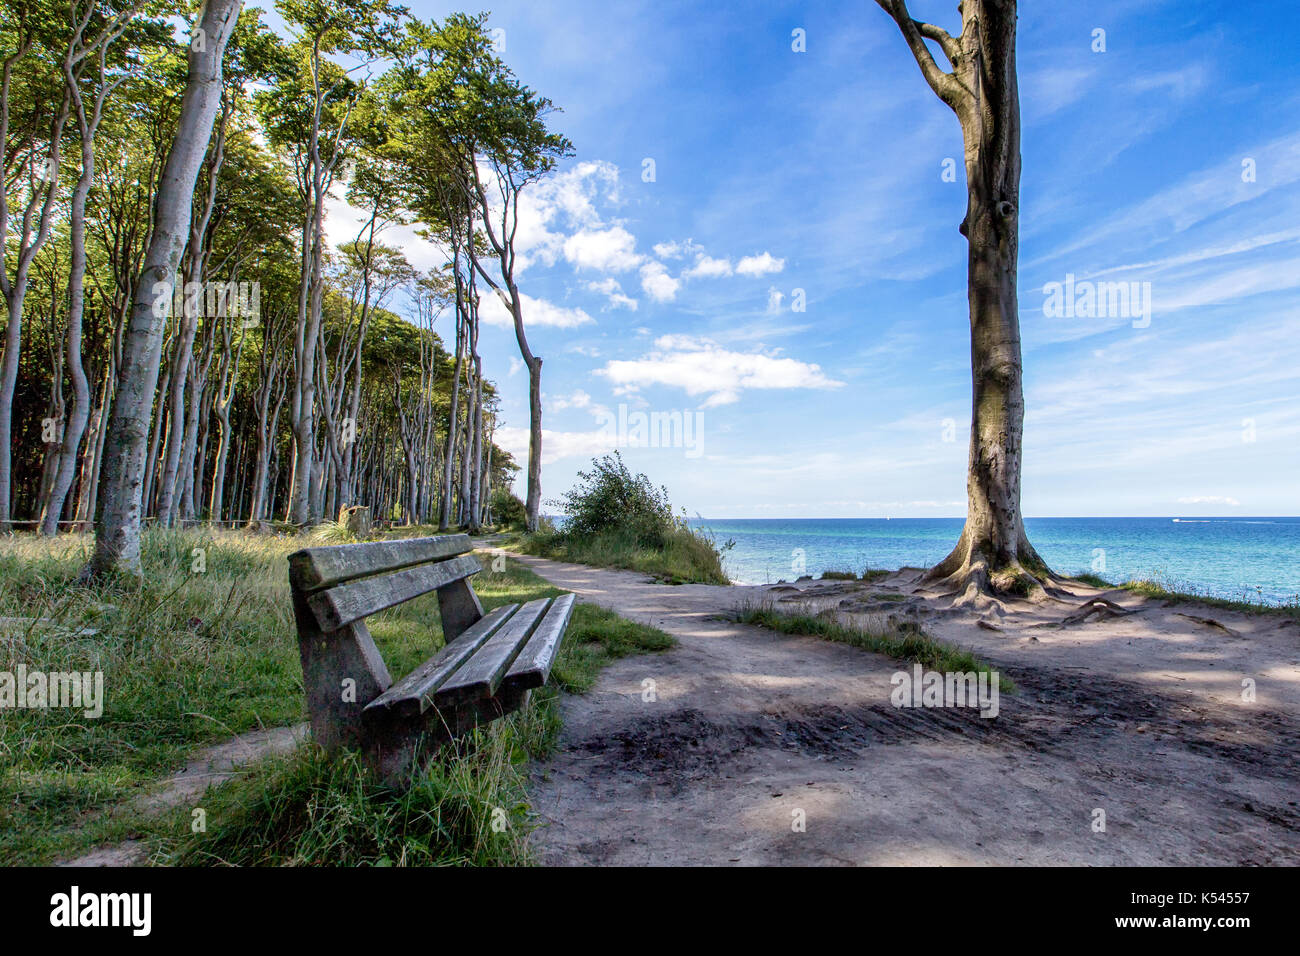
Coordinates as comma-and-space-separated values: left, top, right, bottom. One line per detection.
0, 3, 74, 531
41, 3, 154, 536
874, 0, 1051, 599
85, 0, 243, 578
384, 14, 571, 531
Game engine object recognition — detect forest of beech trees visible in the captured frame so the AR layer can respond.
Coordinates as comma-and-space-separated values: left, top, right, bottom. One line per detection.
0, 1, 570, 556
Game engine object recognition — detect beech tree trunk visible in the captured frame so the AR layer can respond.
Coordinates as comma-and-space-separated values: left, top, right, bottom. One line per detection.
439, 287, 464, 529
208, 309, 243, 522
157, 300, 198, 525
0, 82, 69, 530
85, 0, 242, 577
39, 83, 95, 534
876, 0, 1047, 597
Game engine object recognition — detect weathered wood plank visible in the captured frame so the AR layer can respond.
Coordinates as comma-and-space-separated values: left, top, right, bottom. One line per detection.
363, 603, 518, 718
433, 597, 550, 708
363, 686, 532, 784
306, 553, 482, 632
288, 534, 472, 591
501, 592, 575, 694
436, 575, 485, 642
293, 591, 392, 752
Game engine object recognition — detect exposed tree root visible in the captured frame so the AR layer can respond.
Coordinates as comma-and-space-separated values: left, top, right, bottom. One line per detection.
1060, 597, 1134, 626
1175, 613, 1243, 639
916, 526, 1070, 610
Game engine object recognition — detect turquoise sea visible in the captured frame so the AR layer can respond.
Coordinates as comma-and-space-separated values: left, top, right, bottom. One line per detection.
688, 517, 1300, 605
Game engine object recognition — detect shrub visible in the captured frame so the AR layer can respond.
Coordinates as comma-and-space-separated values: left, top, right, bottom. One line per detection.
552, 452, 679, 548
488, 488, 527, 531
520, 453, 730, 585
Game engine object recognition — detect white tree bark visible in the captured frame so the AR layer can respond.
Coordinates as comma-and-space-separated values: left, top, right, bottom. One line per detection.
85, 0, 243, 577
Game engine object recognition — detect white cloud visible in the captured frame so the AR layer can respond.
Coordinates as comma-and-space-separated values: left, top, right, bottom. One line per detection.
548, 389, 595, 411
563, 225, 642, 272
1022, 67, 1096, 122
510, 160, 626, 273
1129, 65, 1208, 102
639, 261, 680, 302
682, 254, 733, 279
495, 424, 615, 466
1177, 495, 1241, 506
736, 251, 786, 277
598, 336, 843, 407
583, 277, 637, 311
479, 290, 594, 329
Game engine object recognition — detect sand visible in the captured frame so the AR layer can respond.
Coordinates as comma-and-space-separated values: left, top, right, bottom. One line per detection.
517, 555, 1300, 865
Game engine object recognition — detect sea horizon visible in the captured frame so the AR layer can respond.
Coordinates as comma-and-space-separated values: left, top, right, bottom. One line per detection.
682, 516, 1300, 604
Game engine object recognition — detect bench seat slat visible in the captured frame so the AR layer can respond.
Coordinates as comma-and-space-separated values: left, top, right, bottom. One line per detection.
307, 553, 482, 633
433, 597, 551, 708
364, 603, 519, 718
502, 593, 576, 694
289, 534, 472, 591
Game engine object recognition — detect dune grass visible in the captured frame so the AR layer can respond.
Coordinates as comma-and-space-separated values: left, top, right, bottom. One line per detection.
1120, 578, 1300, 620
1069, 572, 1113, 588
1068, 570, 1300, 620
0, 528, 673, 865
819, 568, 891, 582
517, 525, 730, 585
735, 600, 1013, 692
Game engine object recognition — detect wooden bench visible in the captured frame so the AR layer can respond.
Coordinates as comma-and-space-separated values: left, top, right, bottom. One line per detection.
287, 533, 575, 780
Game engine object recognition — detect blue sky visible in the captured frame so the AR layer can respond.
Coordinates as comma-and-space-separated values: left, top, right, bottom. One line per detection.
320, 0, 1300, 518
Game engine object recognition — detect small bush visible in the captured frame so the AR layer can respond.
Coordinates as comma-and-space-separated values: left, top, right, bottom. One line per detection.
488, 489, 527, 531
521, 453, 730, 585
553, 452, 678, 548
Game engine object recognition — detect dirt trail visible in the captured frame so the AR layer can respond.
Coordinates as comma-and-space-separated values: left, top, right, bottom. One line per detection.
517, 554, 1300, 866
59, 723, 307, 867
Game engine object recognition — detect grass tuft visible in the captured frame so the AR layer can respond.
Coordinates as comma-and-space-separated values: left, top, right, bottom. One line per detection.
735, 600, 1013, 692
517, 525, 729, 585
1067, 570, 1300, 619
1069, 572, 1113, 588
1120, 578, 1300, 620
166, 732, 535, 866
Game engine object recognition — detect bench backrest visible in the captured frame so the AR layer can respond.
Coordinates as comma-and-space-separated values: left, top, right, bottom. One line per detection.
287, 534, 486, 751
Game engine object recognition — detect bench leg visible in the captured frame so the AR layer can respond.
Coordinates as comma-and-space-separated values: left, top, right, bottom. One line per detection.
294, 590, 392, 752
436, 576, 485, 642
362, 689, 533, 784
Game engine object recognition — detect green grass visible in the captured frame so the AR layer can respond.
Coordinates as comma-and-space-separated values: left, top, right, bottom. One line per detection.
735, 600, 1013, 693
516, 525, 730, 585
165, 742, 534, 866
1069, 572, 1113, 589
0, 528, 673, 865
1119, 578, 1300, 620
819, 568, 891, 583
1067, 570, 1300, 620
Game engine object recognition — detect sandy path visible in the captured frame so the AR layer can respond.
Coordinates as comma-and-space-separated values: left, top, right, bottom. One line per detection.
517, 555, 1300, 866
59, 723, 308, 866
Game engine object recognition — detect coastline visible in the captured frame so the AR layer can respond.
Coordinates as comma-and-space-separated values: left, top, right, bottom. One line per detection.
690, 516, 1300, 605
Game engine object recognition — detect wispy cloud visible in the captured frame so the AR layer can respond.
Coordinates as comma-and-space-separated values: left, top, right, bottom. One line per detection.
599, 334, 843, 407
